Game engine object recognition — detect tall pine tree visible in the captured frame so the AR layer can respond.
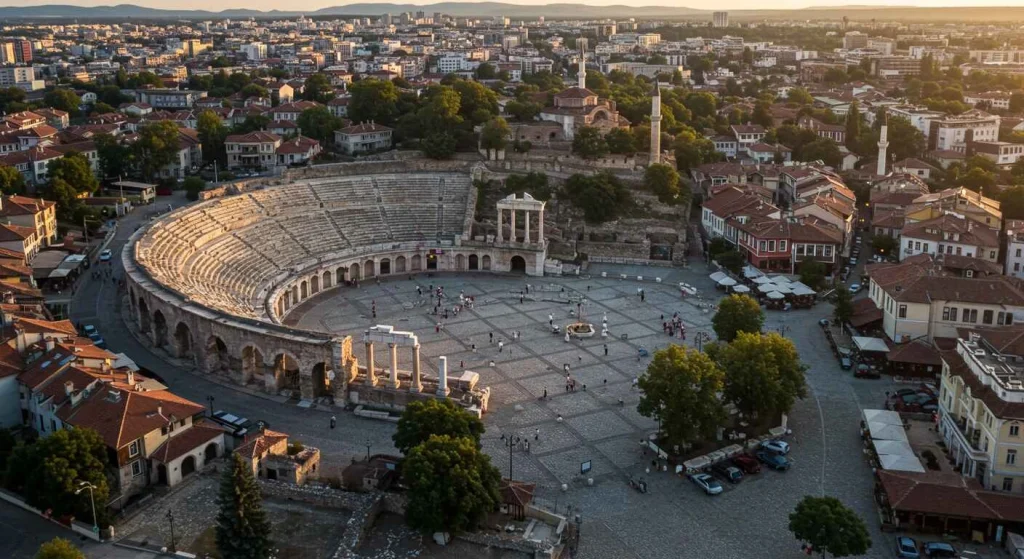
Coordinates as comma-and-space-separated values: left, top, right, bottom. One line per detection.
845, 101, 861, 154
216, 453, 272, 559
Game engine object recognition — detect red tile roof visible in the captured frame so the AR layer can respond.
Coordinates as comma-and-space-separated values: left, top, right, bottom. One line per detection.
58, 385, 205, 450
151, 423, 226, 463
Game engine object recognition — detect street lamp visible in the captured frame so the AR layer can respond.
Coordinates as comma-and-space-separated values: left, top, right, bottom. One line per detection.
365, 438, 371, 461
206, 395, 215, 416
499, 433, 517, 481
695, 331, 712, 352
777, 325, 790, 338
166, 509, 176, 553
74, 481, 98, 536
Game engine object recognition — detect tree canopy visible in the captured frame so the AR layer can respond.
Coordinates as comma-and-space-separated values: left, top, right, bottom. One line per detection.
715, 331, 807, 419
572, 126, 609, 160
297, 106, 343, 145
0, 165, 26, 195
349, 79, 400, 125
393, 398, 485, 456
561, 172, 631, 224
637, 345, 726, 447
216, 453, 273, 559
644, 163, 685, 206
712, 294, 764, 342
789, 496, 872, 558
34, 538, 85, 559
480, 117, 511, 152
403, 434, 501, 535
133, 121, 182, 181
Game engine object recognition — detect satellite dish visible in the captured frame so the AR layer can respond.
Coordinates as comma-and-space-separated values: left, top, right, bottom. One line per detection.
327, 369, 336, 381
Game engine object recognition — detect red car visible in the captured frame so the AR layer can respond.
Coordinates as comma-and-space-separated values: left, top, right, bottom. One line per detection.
731, 454, 761, 474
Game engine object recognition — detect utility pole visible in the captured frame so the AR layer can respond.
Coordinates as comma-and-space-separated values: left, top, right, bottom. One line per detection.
75, 481, 98, 536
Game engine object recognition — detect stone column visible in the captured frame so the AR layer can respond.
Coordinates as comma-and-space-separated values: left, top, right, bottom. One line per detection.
510, 209, 517, 242
365, 341, 377, 386
410, 344, 422, 392
538, 209, 544, 244
437, 356, 449, 396
388, 342, 400, 389
525, 211, 531, 244
496, 208, 503, 243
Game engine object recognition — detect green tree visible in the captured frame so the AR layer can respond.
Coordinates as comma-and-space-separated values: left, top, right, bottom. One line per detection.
637, 345, 726, 447
712, 294, 764, 342
999, 186, 1024, 220
0, 165, 26, 195
453, 80, 499, 124
503, 172, 552, 200
787, 87, 814, 105
240, 83, 269, 99
34, 537, 85, 559
349, 79, 399, 125
94, 133, 132, 180
715, 331, 807, 419
215, 453, 272, 559
789, 496, 872, 558
799, 260, 826, 291
133, 121, 182, 181
302, 73, 335, 103
715, 250, 746, 275
403, 435, 501, 535
480, 117, 510, 152
752, 101, 774, 128
834, 284, 853, 325
91, 102, 116, 115
196, 109, 228, 165
505, 100, 541, 122
474, 62, 497, 79
707, 237, 730, 259
183, 176, 206, 201
605, 127, 637, 154
417, 85, 463, 135
645, 163, 684, 205
44, 89, 80, 115
872, 235, 897, 258
296, 106, 342, 145
683, 92, 718, 119
421, 132, 457, 159
393, 398, 485, 456
881, 116, 926, 162
798, 138, 841, 167
0, 427, 14, 473
234, 115, 271, 134
47, 152, 99, 195
39, 178, 81, 223
561, 172, 631, 223
3, 428, 109, 525
672, 128, 718, 173
0, 86, 26, 113
572, 126, 608, 159
845, 101, 862, 152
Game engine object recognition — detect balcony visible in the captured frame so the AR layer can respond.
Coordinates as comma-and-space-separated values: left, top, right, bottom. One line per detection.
942, 410, 989, 461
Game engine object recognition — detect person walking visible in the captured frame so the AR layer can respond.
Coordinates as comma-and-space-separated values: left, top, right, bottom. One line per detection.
604, 344, 608, 356
498, 340, 504, 353
534, 428, 540, 440
489, 332, 494, 344
330, 415, 336, 429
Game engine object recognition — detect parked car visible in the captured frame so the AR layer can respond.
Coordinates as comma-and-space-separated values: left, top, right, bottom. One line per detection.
819, 318, 831, 327
895, 536, 921, 558
760, 439, 790, 455
99, 249, 112, 262
212, 410, 254, 437
922, 541, 957, 558
855, 363, 881, 379
81, 324, 97, 336
731, 454, 761, 474
840, 356, 853, 370
849, 283, 861, 293
712, 463, 744, 483
756, 451, 791, 471
688, 472, 724, 495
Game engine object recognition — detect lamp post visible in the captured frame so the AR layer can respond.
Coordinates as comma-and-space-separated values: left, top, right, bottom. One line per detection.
206, 395, 215, 416
74, 481, 98, 536
365, 438, 371, 461
166, 509, 176, 553
695, 331, 712, 353
777, 325, 790, 338
499, 433, 516, 481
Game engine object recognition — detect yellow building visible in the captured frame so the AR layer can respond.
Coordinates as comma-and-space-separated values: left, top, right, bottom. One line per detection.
907, 187, 1002, 231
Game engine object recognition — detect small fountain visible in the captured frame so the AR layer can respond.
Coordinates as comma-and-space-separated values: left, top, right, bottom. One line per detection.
566, 299, 596, 339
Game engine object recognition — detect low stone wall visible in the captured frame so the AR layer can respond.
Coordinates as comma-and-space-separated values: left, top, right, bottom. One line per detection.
456, 530, 552, 558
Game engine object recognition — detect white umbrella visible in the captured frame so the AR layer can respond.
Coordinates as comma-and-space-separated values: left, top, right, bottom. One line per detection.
718, 277, 737, 287
742, 266, 761, 279
767, 291, 785, 300
752, 276, 773, 284
709, 271, 728, 283
771, 284, 793, 294
732, 284, 750, 293
758, 283, 778, 293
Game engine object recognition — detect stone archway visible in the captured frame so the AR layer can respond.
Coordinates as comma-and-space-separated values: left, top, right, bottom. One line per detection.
349, 262, 360, 280
204, 443, 218, 464
300, 280, 308, 299
291, 286, 299, 304
272, 352, 300, 394
510, 255, 527, 273
469, 254, 479, 270
241, 345, 265, 385
311, 362, 331, 399
379, 258, 391, 275
456, 254, 465, 270
336, 266, 346, 285
181, 455, 196, 479
411, 254, 422, 271
205, 335, 230, 374
395, 255, 407, 273
153, 310, 168, 348
311, 275, 320, 294
482, 255, 492, 270
174, 322, 193, 361
138, 298, 151, 333
322, 271, 332, 289
363, 259, 374, 278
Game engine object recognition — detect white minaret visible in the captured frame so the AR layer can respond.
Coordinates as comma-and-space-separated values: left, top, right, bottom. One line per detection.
578, 44, 587, 89
650, 83, 662, 165
877, 114, 889, 177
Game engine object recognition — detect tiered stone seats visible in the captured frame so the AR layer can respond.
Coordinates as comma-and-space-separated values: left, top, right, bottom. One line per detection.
204, 195, 265, 231
251, 184, 318, 210
327, 208, 388, 245
278, 213, 350, 254
315, 177, 376, 204
376, 176, 440, 205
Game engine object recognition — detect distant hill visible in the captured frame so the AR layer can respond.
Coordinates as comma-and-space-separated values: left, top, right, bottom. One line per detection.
0, 2, 1021, 22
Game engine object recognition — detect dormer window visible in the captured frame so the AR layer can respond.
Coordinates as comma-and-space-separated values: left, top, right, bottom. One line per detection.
128, 440, 140, 458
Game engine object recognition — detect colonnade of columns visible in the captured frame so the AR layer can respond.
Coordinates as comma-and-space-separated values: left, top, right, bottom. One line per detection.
496, 206, 545, 244
363, 338, 450, 396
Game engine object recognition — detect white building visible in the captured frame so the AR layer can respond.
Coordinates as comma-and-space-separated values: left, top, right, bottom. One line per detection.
1006, 222, 1024, 279
335, 122, 393, 155
242, 42, 267, 61
929, 110, 1001, 152
0, 66, 44, 91
712, 12, 729, 28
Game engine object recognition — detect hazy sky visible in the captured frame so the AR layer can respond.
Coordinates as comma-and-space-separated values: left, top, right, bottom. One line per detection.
6, 0, 1024, 10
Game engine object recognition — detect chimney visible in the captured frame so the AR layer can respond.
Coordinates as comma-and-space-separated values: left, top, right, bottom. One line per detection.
45, 338, 55, 351
64, 380, 74, 396
126, 369, 134, 386
101, 360, 110, 373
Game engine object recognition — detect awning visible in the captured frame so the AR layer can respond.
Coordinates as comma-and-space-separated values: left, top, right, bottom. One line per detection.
850, 306, 883, 328
742, 265, 762, 279
758, 283, 778, 293
752, 276, 773, 285
768, 274, 792, 284
853, 336, 890, 353
863, 409, 903, 427
767, 291, 785, 300
868, 421, 909, 442
878, 453, 926, 473
709, 271, 728, 283
770, 284, 792, 294
790, 285, 816, 296
732, 284, 750, 293
718, 277, 737, 287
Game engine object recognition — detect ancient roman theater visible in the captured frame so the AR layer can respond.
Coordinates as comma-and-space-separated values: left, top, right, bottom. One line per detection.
123, 160, 550, 412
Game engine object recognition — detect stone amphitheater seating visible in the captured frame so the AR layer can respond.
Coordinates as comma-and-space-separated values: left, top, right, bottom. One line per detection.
137, 173, 472, 318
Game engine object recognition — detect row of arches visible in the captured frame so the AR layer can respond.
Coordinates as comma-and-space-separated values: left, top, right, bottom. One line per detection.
133, 297, 335, 399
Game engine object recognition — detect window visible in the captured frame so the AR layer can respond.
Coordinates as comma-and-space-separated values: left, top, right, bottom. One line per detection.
907, 239, 913, 250
965, 309, 978, 323
1017, 248, 1021, 258
949, 307, 958, 322
1004, 477, 1014, 492
923, 244, 929, 253
128, 440, 140, 458
956, 246, 962, 255
984, 310, 994, 325
131, 460, 143, 477
1008, 449, 1017, 465
966, 270, 974, 278
759, 240, 767, 252
1011, 424, 1020, 437
1016, 263, 1021, 272
824, 246, 833, 257
943, 307, 951, 321
768, 240, 776, 252
898, 304, 907, 318
779, 240, 787, 252
991, 250, 997, 259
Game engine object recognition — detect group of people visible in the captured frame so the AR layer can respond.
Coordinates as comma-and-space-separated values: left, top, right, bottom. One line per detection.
662, 312, 686, 339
